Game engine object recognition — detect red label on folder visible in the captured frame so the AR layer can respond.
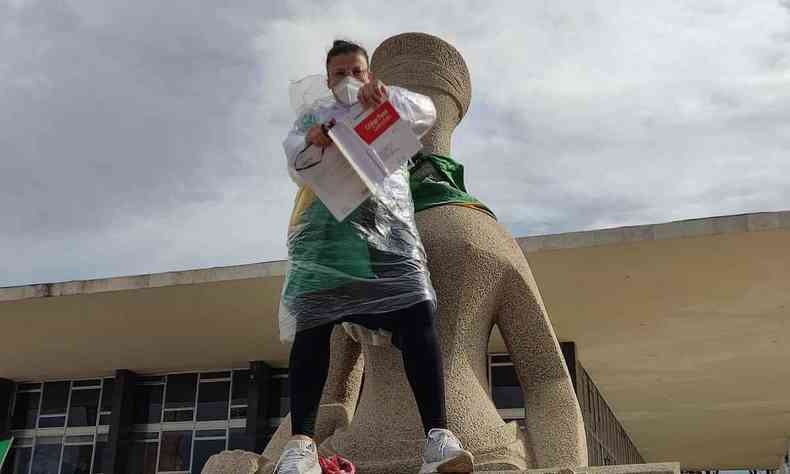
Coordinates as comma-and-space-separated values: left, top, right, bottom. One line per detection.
354, 101, 400, 145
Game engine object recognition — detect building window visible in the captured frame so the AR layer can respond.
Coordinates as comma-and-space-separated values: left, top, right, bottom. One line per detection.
38, 382, 70, 429
261, 369, 290, 449
40, 382, 69, 416
30, 436, 62, 474
61, 436, 94, 474
126, 434, 159, 474
163, 373, 197, 423
133, 383, 164, 425
98, 378, 113, 426
192, 437, 226, 473
196, 374, 230, 422
4, 368, 254, 474
230, 370, 250, 420
158, 431, 192, 471
92, 434, 109, 474
228, 428, 250, 452
490, 366, 523, 409
127, 368, 250, 473
269, 371, 289, 422
488, 354, 525, 419
68, 385, 101, 427
11, 390, 40, 430
3, 438, 33, 474
6, 378, 112, 474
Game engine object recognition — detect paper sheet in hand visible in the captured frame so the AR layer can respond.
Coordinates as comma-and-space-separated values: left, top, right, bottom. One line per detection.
295, 144, 371, 222
297, 100, 422, 221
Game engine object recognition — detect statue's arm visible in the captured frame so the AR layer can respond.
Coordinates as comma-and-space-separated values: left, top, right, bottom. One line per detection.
495, 286, 588, 468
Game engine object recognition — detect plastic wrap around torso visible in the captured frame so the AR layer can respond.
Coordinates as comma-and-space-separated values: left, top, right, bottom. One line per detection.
279, 87, 438, 343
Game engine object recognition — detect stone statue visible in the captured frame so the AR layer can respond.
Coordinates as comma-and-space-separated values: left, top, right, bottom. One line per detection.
255, 33, 588, 474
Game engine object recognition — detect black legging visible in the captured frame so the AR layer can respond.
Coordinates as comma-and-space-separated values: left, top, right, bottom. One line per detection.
288, 300, 447, 438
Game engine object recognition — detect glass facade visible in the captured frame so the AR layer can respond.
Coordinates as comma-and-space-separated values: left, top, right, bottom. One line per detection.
126, 369, 249, 474
11, 392, 39, 430
195, 378, 230, 422
60, 442, 94, 473
158, 431, 192, 471
3, 359, 527, 473
126, 436, 158, 474
68, 390, 101, 428
30, 437, 61, 474
4, 378, 112, 474
133, 384, 164, 425
3, 439, 33, 474
268, 370, 290, 422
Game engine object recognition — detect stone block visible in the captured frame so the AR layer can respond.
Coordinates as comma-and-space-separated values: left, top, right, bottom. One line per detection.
201, 450, 261, 474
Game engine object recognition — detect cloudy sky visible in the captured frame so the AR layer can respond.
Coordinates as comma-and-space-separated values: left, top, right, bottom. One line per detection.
2, 0, 789, 287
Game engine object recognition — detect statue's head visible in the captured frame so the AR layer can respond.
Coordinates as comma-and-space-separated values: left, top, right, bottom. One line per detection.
371, 33, 471, 156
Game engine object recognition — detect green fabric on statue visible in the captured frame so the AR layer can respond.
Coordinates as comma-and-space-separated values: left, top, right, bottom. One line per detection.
409, 153, 496, 218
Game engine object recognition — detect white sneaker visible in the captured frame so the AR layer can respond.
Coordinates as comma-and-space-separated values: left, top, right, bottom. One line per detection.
273, 439, 321, 474
419, 428, 475, 473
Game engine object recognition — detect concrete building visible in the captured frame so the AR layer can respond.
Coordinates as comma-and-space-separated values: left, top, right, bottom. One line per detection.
1, 210, 788, 473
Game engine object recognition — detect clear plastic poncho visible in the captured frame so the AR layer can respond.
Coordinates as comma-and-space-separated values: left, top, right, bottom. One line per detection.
278, 75, 438, 343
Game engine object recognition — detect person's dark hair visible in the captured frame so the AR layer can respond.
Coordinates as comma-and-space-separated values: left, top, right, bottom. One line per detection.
326, 40, 369, 67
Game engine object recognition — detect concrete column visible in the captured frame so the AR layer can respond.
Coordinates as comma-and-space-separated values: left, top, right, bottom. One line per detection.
106, 369, 138, 474
0, 378, 14, 439
246, 361, 272, 454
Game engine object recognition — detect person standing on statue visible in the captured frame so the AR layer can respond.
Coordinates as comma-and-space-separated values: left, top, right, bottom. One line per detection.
274, 40, 475, 474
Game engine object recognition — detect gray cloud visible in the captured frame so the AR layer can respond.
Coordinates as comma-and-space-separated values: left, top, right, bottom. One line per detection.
2, 0, 790, 286
0, 1, 273, 239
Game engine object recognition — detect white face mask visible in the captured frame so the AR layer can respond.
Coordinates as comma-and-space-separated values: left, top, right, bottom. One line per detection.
332, 76, 363, 106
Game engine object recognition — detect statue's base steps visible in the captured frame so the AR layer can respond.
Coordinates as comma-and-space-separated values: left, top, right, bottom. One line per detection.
483, 464, 680, 474
201, 450, 679, 474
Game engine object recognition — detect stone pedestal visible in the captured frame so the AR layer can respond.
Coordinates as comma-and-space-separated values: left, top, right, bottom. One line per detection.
201, 450, 679, 474
202, 450, 260, 474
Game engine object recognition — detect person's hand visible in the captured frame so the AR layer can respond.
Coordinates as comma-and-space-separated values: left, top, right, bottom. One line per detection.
358, 75, 388, 109
306, 124, 332, 147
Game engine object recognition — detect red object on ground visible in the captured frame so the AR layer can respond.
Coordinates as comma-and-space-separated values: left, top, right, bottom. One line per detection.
319, 455, 356, 474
